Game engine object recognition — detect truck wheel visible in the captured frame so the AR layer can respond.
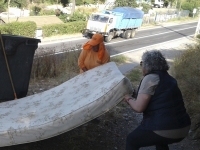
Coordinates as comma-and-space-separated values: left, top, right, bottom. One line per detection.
121, 31, 126, 38
130, 29, 136, 38
104, 32, 114, 42
124, 30, 131, 39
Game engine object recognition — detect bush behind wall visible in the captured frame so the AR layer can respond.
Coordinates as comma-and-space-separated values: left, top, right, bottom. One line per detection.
0, 21, 37, 37
42, 21, 87, 37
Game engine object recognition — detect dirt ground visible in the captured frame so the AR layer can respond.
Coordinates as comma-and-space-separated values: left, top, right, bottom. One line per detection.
1, 67, 200, 150
1, 19, 200, 149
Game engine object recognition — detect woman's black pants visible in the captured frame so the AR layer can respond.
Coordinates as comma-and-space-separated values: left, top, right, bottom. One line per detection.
126, 126, 184, 150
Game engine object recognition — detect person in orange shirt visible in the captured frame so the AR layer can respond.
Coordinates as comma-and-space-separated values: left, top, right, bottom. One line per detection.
78, 33, 110, 73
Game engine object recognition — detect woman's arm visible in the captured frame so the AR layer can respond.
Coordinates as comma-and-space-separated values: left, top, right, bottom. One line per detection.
124, 94, 151, 113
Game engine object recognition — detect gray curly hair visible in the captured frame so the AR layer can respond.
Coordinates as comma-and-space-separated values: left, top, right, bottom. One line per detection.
141, 50, 169, 72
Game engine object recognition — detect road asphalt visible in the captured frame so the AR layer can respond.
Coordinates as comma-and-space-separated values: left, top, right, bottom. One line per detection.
39, 20, 198, 75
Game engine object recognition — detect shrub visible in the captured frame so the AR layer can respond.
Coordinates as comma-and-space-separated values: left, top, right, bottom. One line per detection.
58, 7, 98, 23
173, 42, 200, 139
141, 3, 152, 14
39, 9, 55, 16
42, 21, 87, 37
68, 11, 88, 22
30, 6, 42, 16
0, 21, 37, 37
196, 34, 200, 39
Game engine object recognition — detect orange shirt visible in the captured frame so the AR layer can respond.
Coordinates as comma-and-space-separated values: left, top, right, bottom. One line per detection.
78, 49, 110, 73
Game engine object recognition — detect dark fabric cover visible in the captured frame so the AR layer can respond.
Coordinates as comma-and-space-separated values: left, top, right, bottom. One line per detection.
111, 7, 144, 19
138, 71, 191, 130
0, 34, 40, 101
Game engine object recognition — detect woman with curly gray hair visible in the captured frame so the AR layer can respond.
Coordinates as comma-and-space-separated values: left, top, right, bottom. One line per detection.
124, 50, 191, 150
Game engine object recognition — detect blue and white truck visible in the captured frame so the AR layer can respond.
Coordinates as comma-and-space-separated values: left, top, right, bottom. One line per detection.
83, 7, 144, 42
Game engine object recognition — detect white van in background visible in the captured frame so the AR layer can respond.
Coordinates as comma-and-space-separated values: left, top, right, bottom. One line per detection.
153, 0, 164, 8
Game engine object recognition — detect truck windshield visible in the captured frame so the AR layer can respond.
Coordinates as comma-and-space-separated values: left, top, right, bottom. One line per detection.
89, 14, 109, 23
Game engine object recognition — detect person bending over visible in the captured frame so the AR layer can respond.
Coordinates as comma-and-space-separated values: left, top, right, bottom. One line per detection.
78, 33, 110, 73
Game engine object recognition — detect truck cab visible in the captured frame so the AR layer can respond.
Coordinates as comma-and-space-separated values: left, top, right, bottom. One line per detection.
83, 7, 144, 42
84, 13, 115, 37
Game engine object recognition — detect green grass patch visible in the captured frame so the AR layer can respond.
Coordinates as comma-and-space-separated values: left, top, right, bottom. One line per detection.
125, 66, 142, 89
111, 55, 127, 65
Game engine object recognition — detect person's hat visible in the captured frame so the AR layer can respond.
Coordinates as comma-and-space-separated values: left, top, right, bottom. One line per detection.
88, 33, 104, 46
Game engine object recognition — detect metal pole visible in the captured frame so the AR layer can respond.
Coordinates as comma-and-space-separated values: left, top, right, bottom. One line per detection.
194, 15, 200, 38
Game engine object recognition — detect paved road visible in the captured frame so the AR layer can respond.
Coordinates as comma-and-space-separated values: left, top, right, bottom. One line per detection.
37, 22, 197, 56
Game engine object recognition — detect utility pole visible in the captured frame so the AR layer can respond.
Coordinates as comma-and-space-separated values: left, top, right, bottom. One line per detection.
178, 0, 182, 18
71, 0, 76, 14
194, 15, 200, 38
7, 0, 11, 23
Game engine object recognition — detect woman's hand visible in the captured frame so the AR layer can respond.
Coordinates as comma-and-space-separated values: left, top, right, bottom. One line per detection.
124, 94, 133, 103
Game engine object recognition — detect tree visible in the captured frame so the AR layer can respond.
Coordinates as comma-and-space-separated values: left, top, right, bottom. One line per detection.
163, 0, 176, 8
0, 0, 6, 12
60, 0, 70, 6
4, 0, 29, 8
114, 0, 138, 8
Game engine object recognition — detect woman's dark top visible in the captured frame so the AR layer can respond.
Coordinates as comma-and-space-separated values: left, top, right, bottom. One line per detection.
137, 71, 191, 131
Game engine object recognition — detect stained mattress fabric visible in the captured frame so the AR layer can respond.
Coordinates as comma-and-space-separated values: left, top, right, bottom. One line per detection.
0, 62, 133, 147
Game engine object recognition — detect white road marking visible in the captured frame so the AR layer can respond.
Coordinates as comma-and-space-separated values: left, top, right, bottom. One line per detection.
110, 35, 194, 57
106, 26, 196, 45
39, 22, 197, 46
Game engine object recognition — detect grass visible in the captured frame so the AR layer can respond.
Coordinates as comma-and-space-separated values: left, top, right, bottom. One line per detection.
172, 41, 200, 139
31, 45, 81, 80
110, 55, 127, 65
168, 16, 199, 22
125, 66, 142, 89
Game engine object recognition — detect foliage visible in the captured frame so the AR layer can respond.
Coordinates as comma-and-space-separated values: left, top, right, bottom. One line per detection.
164, 0, 176, 7
114, 0, 138, 8
3, 0, 29, 8
173, 42, 200, 139
68, 11, 88, 21
197, 34, 200, 39
38, 9, 55, 15
141, 3, 152, 14
32, 47, 81, 79
58, 13, 68, 22
76, 0, 84, 6
0, 21, 37, 37
60, 0, 70, 7
110, 55, 127, 65
181, 1, 193, 11
59, 7, 98, 23
0, 0, 6, 12
30, 6, 42, 16
42, 21, 87, 37
126, 67, 142, 89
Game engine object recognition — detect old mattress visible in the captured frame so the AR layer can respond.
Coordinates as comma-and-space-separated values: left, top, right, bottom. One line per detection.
0, 62, 133, 147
